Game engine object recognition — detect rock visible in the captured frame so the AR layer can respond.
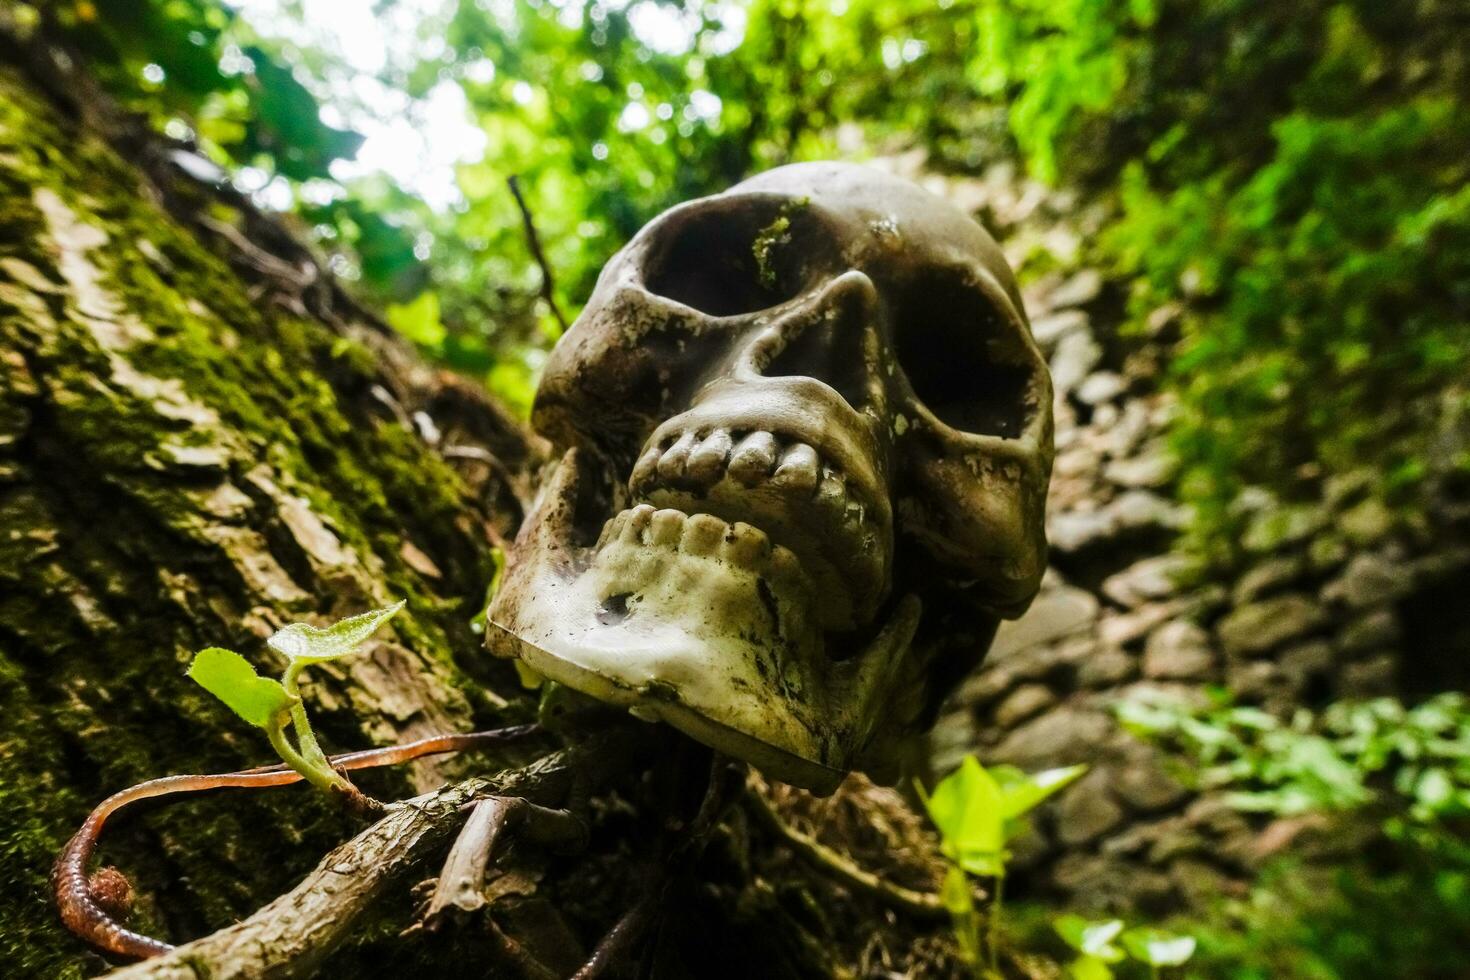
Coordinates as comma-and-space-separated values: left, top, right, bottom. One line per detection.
1051, 328, 1102, 398
1057, 770, 1126, 845
1112, 751, 1190, 813
1337, 609, 1401, 655
1076, 371, 1126, 406
1323, 468, 1376, 509
1185, 796, 1252, 839
1048, 268, 1104, 309
1338, 654, 1398, 697
989, 585, 1099, 660
1099, 597, 1193, 648
1216, 594, 1328, 655
1340, 498, 1395, 545
1227, 660, 1286, 704
1112, 490, 1188, 533
1048, 509, 1113, 554
1049, 491, 1185, 555
994, 683, 1057, 729
1143, 620, 1215, 680
1104, 446, 1175, 489
1102, 554, 1191, 608
991, 707, 1114, 769
1308, 534, 1350, 572
1052, 853, 1178, 914
1030, 308, 1088, 349
1241, 504, 1327, 554
1232, 554, 1307, 606
1321, 553, 1411, 609
1172, 860, 1243, 905
1078, 647, 1137, 687
1144, 818, 1208, 863
1007, 822, 1054, 872
927, 709, 976, 776
1279, 640, 1334, 690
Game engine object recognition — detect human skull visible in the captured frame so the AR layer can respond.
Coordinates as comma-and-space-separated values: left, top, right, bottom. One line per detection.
488, 162, 1052, 793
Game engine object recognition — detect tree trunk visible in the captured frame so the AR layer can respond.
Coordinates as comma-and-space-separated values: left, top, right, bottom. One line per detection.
0, 36, 544, 977
0, 28, 971, 980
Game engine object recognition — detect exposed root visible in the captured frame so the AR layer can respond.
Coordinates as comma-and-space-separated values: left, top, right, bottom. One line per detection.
424, 793, 588, 927
54, 725, 542, 961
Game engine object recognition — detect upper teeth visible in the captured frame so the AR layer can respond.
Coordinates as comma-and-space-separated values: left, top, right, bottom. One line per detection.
631, 429, 862, 521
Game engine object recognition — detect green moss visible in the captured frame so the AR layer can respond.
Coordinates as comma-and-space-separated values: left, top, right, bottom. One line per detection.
0, 66, 530, 973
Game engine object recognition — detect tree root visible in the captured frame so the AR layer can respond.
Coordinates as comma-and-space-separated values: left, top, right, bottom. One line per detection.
423, 793, 588, 927
102, 754, 566, 980
54, 725, 543, 962
743, 783, 948, 921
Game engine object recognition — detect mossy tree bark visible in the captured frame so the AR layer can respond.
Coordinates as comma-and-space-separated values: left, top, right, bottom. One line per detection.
0, 47, 540, 978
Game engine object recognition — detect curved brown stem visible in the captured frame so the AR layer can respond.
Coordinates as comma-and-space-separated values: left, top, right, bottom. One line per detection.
54, 724, 541, 960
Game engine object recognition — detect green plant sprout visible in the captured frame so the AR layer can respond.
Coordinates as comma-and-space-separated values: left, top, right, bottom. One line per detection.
918, 755, 1087, 978
1054, 916, 1197, 980
187, 601, 405, 803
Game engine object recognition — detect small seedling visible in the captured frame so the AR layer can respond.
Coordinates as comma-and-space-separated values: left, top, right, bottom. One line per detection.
187, 601, 405, 803
918, 755, 1087, 977
1054, 917, 1197, 979
1121, 927, 1198, 977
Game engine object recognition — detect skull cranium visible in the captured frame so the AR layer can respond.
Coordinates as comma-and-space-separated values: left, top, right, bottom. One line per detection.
488, 162, 1053, 793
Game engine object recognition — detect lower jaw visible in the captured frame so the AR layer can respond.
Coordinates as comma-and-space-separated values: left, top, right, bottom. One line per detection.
488, 469, 910, 793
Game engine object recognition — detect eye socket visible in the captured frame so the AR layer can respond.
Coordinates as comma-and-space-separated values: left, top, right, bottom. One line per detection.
641, 198, 825, 317
891, 271, 1037, 438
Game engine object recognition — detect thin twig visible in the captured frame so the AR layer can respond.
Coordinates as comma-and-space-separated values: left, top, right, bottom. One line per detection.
507, 175, 570, 333
744, 787, 948, 921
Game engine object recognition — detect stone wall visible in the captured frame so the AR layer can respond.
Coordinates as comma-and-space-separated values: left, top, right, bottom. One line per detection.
877, 152, 1470, 915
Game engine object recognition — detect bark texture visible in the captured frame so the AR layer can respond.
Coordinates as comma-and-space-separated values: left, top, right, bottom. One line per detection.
0, 48, 538, 977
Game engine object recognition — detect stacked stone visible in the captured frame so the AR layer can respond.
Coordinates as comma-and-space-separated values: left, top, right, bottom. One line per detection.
882, 153, 1470, 914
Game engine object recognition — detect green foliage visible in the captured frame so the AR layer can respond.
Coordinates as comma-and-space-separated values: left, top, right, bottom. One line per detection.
1118, 690, 1470, 830
919, 756, 1086, 976
1180, 855, 1470, 980
1119, 689, 1470, 977
187, 601, 405, 796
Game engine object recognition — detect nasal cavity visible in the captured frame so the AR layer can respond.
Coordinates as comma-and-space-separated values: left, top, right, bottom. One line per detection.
642, 199, 815, 317
764, 301, 873, 412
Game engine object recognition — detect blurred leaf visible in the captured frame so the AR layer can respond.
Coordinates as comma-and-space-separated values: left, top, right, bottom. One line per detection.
918, 756, 1007, 877
1121, 927, 1197, 966
386, 292, 447, 349
1054, 915, 1126, 962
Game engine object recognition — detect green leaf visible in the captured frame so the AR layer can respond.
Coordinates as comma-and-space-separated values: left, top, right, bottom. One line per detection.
1068, 954, 1114, 980
267, 601, 406, 664
188, 648, 293, 729
385, 291, 446, 348
918, 756, 1007, 876
1054, 916, 1126, 962
993, 764, 1089, 822
1121, 928, 1197, 966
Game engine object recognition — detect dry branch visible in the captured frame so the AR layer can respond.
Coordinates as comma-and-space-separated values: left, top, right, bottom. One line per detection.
106, 751, 576, 980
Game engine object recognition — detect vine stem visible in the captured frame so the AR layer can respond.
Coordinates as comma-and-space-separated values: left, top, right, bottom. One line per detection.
988, 874, 1004, 977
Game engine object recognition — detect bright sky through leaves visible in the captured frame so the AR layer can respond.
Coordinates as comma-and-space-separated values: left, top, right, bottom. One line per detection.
227, 0, 733, 210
